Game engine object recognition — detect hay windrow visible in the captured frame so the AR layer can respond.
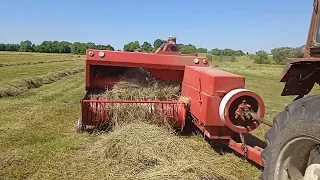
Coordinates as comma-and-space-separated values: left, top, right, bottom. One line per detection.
0, 59, 80, 67
86, 122, 239, 180
0, 67, 84, 98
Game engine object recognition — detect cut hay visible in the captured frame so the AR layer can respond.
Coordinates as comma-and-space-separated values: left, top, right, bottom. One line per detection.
0, 59, 79, 67
89, 67, 183, 130
0, 67, 84, 98
91, 67, 181, 101
86, 122, 240, 180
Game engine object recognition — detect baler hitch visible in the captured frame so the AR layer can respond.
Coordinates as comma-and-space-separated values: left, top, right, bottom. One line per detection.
236, 100, 273, 127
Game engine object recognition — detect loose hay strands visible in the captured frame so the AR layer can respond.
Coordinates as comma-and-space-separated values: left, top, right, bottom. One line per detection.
87, 122, 239, 180
89, 67, 183, 131
0, 67, 84, 98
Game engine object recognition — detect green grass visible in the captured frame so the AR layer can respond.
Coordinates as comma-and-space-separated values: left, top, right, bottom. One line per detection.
1, 52, 320, 179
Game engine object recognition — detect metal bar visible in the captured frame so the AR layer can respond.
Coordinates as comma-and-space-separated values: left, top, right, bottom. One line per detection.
221, 139, 264, 167
249, 112, 273, 127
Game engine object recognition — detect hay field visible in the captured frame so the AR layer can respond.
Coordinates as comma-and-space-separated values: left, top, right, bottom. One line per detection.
1, 52, 320, 180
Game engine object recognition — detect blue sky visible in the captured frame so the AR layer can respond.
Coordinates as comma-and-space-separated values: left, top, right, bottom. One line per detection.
0, 0, 314, 53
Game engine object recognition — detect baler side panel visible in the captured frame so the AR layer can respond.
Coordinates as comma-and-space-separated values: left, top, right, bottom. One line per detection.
181, 82, 225, 126
183, 66, 245, 96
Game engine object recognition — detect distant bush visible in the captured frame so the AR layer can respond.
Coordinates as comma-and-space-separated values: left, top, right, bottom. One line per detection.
271, 47, 298, 64
253, 50, 270, 64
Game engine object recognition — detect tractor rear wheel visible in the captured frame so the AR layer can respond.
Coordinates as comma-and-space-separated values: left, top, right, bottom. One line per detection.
260, 95, 320, 180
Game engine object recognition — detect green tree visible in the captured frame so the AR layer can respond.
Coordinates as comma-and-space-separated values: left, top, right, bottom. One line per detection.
180, 44, 197, 54
86, 42, 96, 49
220, 49, 234, 56
253, 50, 270, 64
19, 40, 33, 52
71, 42, 86, 54
141, 41, 153, 53
123, 41, 140, 52
36, 41, 53, 53
211, 48, 221, 56
271, 47, 298, 64
58, 41, 72, 53
95, 44, 114, 51
153, 39, 166, 49
197, 47, 208, 53
0, 44, 6, 51
5, 44, 19, 51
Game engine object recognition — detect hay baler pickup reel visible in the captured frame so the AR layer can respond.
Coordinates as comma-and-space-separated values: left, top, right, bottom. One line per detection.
77, 48, 271, 167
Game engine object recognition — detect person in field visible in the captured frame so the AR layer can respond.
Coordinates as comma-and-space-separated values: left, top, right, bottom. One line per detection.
155, 36, 180, 53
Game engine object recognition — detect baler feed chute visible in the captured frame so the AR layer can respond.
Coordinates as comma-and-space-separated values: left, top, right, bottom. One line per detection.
80, 97, 188, 131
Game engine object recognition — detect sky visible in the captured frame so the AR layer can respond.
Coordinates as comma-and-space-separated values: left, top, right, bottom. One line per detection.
0, 0, 314, 53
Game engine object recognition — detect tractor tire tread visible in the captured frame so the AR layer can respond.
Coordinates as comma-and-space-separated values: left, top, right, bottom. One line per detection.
260, 95, 320, 180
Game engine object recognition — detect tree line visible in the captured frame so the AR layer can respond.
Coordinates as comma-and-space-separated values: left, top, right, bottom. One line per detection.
0, 39, 246, 56
252, 47, 300, 65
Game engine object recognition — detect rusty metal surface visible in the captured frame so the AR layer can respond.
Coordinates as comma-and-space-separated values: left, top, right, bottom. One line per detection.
304, 0, 319, 58
280, 61, 320, 96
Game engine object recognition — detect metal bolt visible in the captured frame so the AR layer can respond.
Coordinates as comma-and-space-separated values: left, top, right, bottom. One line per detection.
88, 51, 94, 56
203, 59, 208, 64
98, 51, 105, 58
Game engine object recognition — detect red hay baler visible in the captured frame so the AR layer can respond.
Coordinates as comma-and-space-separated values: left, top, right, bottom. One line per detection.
77, 45, 320, 179
77, 48, 267, 165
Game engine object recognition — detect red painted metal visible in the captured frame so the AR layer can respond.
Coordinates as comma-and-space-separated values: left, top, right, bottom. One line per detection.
85, 49, 208, 90
183, 66, 245, 96
181, 83, 225, 126
221, 139, 263, 166
220, 90, 265, 134
81, 96, 187, 128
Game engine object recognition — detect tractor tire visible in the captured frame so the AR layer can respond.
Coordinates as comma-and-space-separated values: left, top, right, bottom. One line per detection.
260, 95, 320, 180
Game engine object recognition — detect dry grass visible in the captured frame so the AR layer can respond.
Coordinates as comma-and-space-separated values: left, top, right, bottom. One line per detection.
0, 59, 79, 67
91, 68, 180, 101
85, 122, 245, 180
0, 67, 84, 98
